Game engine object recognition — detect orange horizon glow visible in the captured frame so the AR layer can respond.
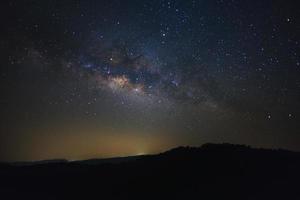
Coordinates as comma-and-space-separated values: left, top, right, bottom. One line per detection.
3, 124, 184, 162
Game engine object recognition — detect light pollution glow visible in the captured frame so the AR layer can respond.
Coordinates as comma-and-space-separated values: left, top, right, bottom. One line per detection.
3, 124, 183, 161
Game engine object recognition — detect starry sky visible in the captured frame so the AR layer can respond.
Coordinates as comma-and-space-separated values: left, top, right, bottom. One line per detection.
1, 0, 299, 161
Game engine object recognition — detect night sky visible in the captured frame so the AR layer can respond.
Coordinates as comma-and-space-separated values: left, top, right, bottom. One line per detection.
1, 0, 299, 161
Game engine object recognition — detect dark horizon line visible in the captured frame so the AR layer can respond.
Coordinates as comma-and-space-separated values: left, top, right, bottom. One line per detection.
2, 142, 298, 165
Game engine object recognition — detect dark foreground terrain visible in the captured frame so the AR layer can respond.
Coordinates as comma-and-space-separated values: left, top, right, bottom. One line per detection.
1, 143, 300, 200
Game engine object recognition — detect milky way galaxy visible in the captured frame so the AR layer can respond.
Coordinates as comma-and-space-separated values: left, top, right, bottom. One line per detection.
1, 0, 299, 161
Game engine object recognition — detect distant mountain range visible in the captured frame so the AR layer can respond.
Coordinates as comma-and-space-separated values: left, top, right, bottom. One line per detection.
1, 143, 300, 200
8, 155, 142, 166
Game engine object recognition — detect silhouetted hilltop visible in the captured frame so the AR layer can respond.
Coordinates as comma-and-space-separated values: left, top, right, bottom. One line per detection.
1, 143, 300, 200
164, 143, 293, 154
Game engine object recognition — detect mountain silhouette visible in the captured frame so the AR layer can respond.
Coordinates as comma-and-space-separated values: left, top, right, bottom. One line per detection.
1, 143, 299, 200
